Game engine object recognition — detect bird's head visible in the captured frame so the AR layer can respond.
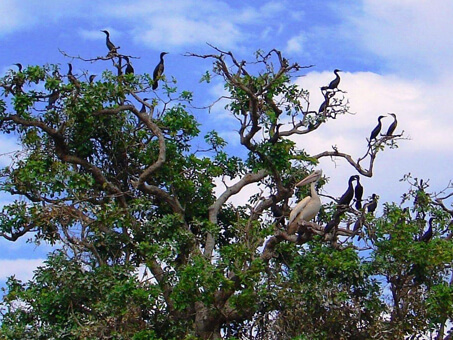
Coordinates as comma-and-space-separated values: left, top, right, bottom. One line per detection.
388, 113, 397, 118
295, 169, 322, 187
378, 115, 386, 120
101, 30, 109, 35
334, 69, 342, 73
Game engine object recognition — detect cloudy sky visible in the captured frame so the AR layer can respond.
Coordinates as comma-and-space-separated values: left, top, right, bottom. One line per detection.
1, 0, 452, 285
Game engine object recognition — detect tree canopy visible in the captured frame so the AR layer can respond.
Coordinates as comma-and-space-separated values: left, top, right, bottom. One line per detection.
0, 42, 453, 339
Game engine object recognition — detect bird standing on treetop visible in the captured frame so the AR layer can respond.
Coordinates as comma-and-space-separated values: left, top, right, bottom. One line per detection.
385, 113, 398, 136
124, 56, 134, 75
354, 175, 363, 210
89, 75, 97, 83
338, 176, 357, 206
67, 63, 80, 88
420, 218, 434, 242
327, 69, 342, 90
369, 115, 386, 142
287, 170, 323, 234
367, 194, 378, 213
153, 52, 168, 90
101, 30, 117, 54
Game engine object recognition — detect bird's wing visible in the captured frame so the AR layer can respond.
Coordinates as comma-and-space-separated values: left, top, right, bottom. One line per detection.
289, 196, 311, 225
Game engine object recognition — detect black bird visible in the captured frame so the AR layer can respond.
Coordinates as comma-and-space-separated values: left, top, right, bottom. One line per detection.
319, 97, 329, 114
140, 98, 150, 113
14, 63, 23, 72
367, 194, 378, 213
153, 52, 169, 90
47, 90, 60, 109
101, 30, 117, 53
338, 176, 356, 206
324, 213, 341, 234
327, 69, 342, 90
124, 56, 134, 75
369, 115, 386, 142
354, 175, 363, 210
89, 75, 97, 83
67, 64, 79, 85
420, 218, 434, 242
270, 195, 284, 218
385, 113, 398, 136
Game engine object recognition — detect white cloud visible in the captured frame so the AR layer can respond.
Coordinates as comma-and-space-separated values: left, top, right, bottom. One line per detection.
289, 69, 453, 204
0, 258, 44, 282
340, 0, 453, 77
286, 34, 307, 54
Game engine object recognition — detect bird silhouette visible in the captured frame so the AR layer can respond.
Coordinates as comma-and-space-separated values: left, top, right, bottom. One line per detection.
153, 52, 168, 90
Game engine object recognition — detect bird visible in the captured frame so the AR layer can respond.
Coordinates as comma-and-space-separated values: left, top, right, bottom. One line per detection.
287, 169, 323, 234
327, 69, 342, 90
153, 52, 169, 90
385, 113, 398, 136
89, 75, 97, 83
338, 176, 357, 206
13, 63, 23, 72
124, 56, 134, 75
369, 115, 386, 142
324, 212, 341, 234
318, 96, 329, 114
47, 90, 60, 109
367, 194, 378, 213
420, 218, 434, 242
271, 195, 284, 219
67, 63, 79, 86
101, 30, 117, 53
139, 98, 150, 113
354, 175, 363, 210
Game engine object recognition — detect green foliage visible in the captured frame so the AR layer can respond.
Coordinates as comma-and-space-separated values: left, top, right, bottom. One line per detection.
0, 48, 451, 340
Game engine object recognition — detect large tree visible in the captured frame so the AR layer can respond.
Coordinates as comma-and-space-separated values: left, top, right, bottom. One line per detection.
0, 43, 452, 339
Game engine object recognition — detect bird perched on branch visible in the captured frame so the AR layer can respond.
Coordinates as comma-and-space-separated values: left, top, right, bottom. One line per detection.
101, 30, 117, 54
338, 176, 357, 206
153, 52, 169, 90
287, 170, 323, 234
420, 217, 434, 242
327, 69, 342, 90
124, 56, 134, 75
354, 175, 363, 210
367, 194, 378, 213
369, 115, 386, 142
385, 113, 398, 136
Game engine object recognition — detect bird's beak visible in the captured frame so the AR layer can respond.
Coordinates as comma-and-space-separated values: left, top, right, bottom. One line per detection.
295, 171, 319, 187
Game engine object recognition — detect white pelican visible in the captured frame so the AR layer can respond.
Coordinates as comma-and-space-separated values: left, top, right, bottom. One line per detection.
287, 169, 322, 234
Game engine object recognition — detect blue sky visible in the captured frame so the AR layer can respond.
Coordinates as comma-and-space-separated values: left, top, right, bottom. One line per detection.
1, 0, 453, 285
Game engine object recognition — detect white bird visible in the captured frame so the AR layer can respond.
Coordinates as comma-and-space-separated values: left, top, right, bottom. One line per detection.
288, 169, 323, 234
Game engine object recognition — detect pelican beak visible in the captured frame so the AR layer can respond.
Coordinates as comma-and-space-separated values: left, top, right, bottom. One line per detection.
295, 171, 320, 187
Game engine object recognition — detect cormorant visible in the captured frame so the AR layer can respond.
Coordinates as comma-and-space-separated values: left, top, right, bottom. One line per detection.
369, 115, 386, 142
101, 30, 117, 53
67, 63, 79, 86
338, 176, 356, 206
385, 113, 398, 136
354, 175, 363, 210
420, 218, 434, 242
89, 75, 97, 83
140, 98, 149, 113
124, 56, 134, 75
319, 97, 329, 114
14, 63, 23, 72
47, 90, 60, 109
327, 69, 341, 90
271, 195, 285, 218
288, 170, 323, 234
367, 194, 378, 213
153, 52, 168, 90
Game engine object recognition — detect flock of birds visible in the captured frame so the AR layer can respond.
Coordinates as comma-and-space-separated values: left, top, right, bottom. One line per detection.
101, 29, 168, 90
270, 70, 433, 243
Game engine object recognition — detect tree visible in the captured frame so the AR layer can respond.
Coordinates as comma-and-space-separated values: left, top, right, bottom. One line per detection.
0, 42, 452, 339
